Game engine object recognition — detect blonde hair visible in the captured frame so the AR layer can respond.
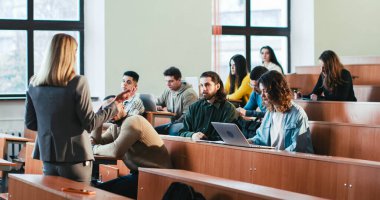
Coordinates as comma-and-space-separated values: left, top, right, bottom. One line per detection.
31, 33, 77, 86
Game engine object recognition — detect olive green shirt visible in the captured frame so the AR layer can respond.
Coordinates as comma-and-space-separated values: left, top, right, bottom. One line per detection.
179, 99, 238, 141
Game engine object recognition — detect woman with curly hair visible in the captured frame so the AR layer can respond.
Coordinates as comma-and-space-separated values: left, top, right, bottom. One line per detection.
224, 54, 252, 106
248, 70, 313, 153
308, 50, 356, 101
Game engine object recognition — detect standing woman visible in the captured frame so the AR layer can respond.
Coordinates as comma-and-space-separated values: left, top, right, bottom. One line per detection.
25, 33, 124, 183
225, 54, 252, 106
260, 46, 284, 74
308, 50, 356, 101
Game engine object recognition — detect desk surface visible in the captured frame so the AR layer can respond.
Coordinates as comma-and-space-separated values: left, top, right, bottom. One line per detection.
0, 133, 33, 142
9, 174, 130, 200
0, 159, 16, 167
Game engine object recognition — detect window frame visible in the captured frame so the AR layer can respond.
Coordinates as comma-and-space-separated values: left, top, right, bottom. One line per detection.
213, 0, 290, 72
0, 0, 84, 99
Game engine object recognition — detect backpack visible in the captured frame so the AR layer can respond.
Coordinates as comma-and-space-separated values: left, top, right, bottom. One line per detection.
162, 182, 206, 200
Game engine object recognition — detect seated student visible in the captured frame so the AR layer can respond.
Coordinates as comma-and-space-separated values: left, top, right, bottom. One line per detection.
99, 71, 145, 131
260, 46, 284, 74
225, 54, 252, 106
237, 66, 268, 119
306, 50, 356, 101
179, 71, 238, 141
120, 71, 145, 116
248, 71, 314, 153
236, 66, 268, 138
155, 66, 198, 135
91, 107, 172, 198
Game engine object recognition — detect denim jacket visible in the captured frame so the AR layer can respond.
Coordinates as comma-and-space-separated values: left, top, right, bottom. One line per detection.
248, 102, 314, 153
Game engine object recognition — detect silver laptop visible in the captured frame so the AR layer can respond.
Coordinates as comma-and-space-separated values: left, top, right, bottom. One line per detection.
207, 122, 274, 149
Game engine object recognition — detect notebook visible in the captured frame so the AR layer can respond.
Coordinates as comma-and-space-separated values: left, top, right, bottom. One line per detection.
197, 122, 274, 149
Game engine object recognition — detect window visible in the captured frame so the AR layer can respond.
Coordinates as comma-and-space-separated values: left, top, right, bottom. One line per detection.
212, 0, 290, 80
0, 0, 84, 99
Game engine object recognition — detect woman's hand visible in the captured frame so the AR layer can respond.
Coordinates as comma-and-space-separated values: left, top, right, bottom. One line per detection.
310, 94, 318, 101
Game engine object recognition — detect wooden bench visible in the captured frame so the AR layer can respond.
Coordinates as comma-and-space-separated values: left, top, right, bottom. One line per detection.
8, 174, 130, 200
295, 100, 380, 124
295, 64, 380, 85
353, 85, 380, 102
161, 135, 380, 199
285, 74, 320, 95
310, 121, 380, 161
138, 168, 325, 200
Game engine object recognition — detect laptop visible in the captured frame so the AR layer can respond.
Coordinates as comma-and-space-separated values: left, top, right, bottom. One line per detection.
201, 122, 274, 149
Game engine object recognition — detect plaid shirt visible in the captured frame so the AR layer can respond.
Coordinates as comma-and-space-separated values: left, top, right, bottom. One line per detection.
123, 94, 145, 117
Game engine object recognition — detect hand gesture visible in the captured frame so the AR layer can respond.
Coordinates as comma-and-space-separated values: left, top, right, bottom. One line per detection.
236, 107, 246, 116
114, 89, 131, 103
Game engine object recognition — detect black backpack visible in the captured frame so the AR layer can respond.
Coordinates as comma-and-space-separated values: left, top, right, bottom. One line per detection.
162, 182, 206, 200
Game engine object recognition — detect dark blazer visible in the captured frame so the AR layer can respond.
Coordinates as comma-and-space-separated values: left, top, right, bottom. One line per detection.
309, 69, 357, 101
25, 75, 117, 162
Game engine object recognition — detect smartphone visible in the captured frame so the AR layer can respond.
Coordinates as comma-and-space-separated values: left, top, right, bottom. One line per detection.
61, 187, 96, 195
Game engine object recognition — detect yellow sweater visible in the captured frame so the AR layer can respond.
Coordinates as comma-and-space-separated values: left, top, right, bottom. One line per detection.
225, 75, 252, 105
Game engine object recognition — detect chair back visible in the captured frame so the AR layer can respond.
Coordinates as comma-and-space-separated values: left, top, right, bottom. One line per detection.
140, 93, 157, 112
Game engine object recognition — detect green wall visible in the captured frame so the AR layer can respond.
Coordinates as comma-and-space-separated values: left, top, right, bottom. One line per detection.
104, 0, 211, 96
315, 0, 380, 61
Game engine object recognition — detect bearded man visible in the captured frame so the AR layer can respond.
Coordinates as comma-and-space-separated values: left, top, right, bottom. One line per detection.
178, 71, 238, 141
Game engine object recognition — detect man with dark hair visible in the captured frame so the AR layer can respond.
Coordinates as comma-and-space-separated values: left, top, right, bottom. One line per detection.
236, 66, 268, 138
179, 71, 238, 141
248, 70, 313, 153
155, 66, 198, 135
120, 71, 144, 117
237, 66, 268, 119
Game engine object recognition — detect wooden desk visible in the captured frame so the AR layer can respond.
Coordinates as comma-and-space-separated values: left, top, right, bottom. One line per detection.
0, 159, 16, 192
0, 134, 32, 190
0, 133, 33, 161
161, 135, 380, 199
310, 121, 380, 161
8, 174, 130, 200
295, 100, 380, 125
138, 168, 325, 200
0, 159, 16, 171
145, 111, 175, 126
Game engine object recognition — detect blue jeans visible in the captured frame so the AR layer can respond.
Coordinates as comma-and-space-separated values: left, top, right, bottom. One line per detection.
155, 122, 183, 136
94, 172, 138, 199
